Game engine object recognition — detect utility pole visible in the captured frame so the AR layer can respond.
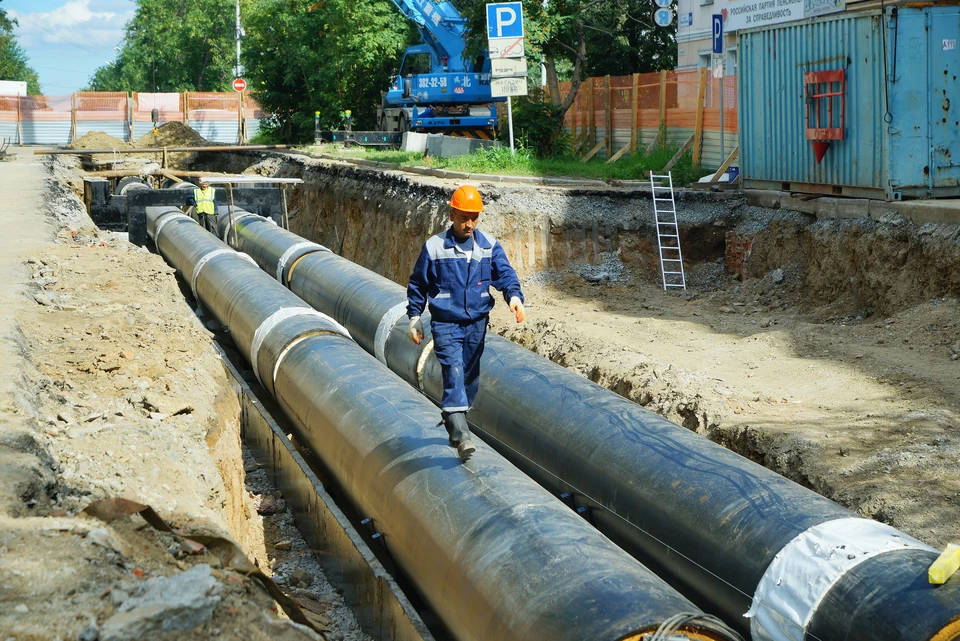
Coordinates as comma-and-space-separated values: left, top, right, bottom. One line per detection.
234, 0, 244, 78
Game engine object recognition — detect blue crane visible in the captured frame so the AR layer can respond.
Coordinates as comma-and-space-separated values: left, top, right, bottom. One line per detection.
378, 0, 503, 138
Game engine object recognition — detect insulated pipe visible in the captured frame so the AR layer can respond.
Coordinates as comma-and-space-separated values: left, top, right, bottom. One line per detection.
145, 206, 742, 641
220, 212, 960, 641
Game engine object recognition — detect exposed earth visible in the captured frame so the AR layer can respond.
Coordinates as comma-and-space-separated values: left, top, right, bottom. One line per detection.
1, 139, 958, 640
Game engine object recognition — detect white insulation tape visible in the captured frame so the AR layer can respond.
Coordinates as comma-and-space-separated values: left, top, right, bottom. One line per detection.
374, 301, 409, 365
249, 307, 352, 386
276, 241, 328, 285
415, 339, 434, 392
152, 213, 191, 242
746, 517, 935, 641
190, 248, 234, 298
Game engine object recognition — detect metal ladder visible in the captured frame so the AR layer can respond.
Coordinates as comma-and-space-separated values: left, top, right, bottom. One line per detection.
649, 171, 686, 291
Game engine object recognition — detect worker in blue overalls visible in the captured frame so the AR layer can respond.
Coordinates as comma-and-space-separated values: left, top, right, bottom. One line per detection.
407, 185, 525, 462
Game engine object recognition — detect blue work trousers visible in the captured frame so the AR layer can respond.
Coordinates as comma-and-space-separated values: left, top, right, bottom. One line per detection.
431, 317, 488, 413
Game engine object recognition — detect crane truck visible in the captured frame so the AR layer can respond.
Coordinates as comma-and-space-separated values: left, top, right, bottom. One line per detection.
378, 0, 504, 138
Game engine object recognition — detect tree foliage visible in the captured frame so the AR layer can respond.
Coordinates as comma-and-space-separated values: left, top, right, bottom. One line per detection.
0, 0, 41, 94
243, 0, 412, 141
455, 0, 675, 156
88, 0, 241, 92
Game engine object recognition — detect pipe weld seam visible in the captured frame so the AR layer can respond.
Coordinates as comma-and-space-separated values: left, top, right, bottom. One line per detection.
249, 307, 353, 386
270, 330, 343, 389
276, 241, 329, 285
152, 212, 192, 242
415, 339, 435, 392
190, 248, 235, 299
746, 516, 935, 641
222, 212, 260, 242
374, 301, 409, 365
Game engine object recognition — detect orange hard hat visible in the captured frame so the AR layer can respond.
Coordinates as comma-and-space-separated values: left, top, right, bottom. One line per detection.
449, 185, 484, 213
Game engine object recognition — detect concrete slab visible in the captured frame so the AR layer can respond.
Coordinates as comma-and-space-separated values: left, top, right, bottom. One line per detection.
816, 197, 871, 220
897, 199, 960, 225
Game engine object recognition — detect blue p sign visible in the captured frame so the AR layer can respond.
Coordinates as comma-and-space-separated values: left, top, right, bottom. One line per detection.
487, 2, 524, 38
712, 14, 723, 54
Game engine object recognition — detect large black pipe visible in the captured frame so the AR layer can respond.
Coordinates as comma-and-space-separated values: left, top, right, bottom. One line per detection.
219, 212, 960, 641
146, 207, 742, 641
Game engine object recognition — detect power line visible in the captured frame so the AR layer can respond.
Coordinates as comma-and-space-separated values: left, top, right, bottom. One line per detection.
11, 11, 122, 60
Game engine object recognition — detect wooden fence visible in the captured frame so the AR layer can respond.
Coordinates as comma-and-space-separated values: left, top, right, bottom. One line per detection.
561, 69, 738, 172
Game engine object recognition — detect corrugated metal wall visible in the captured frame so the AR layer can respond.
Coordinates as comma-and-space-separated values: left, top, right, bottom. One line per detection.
738, 11, 887, 191
0, 119, 261, 146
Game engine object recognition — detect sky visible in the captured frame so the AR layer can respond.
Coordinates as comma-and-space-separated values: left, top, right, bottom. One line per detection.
6, 0, 135, 94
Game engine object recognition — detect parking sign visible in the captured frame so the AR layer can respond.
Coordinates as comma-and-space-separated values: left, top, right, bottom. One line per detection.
712, 14, 723, 54
486, 2, 524, 39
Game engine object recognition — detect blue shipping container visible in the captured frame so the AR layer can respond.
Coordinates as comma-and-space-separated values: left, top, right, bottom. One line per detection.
738, 6, 960, 199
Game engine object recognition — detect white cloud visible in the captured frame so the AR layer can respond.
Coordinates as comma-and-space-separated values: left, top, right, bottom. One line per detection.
11, 0, 133, 52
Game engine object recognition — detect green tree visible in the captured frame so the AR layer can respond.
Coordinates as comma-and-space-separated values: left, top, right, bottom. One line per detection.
243, 0, 412, 142
0, 0, 41, 94
88, 0, 241, 92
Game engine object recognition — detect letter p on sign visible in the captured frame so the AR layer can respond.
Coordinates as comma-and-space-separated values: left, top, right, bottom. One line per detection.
487, 2, 524, 39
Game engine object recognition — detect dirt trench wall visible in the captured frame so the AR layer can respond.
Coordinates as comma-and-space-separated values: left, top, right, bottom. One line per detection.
201, 152, 960, 316
200, 152, 739, 286
745, 215, 960, 316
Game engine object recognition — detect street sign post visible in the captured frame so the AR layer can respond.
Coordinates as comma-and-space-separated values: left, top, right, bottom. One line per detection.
653, 8, 673, 27
232, 78, 247, 92
712, 14, 725, 162
712, 14, 723, 54
486, 2, 523, 38
486, 1, 526, 155
491, 57, 527, 78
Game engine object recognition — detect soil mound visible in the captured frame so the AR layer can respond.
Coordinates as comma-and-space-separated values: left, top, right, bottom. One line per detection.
68, 131, 131, 151
135, 122, 214, 169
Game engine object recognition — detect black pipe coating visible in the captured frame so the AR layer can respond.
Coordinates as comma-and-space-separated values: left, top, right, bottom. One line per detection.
219, 212, 960, 641
145, 207, 740, 641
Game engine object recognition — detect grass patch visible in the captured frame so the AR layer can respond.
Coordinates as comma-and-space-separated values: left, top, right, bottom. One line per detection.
307, 142, 704, 186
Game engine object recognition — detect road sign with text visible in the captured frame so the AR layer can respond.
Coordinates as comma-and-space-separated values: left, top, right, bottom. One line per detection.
491, 56, 527, 77
491, 76, 528, 98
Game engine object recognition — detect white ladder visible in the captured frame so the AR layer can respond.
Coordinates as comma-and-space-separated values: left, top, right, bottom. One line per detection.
649, 171, 686, 291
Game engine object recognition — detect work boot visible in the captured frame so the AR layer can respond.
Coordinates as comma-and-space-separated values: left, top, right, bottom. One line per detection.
446, 412, 476, 462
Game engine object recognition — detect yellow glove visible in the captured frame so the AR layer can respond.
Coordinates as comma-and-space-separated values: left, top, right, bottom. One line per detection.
509, 297, 525, 323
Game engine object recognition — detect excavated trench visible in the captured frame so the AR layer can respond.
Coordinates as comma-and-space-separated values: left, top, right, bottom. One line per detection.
193, 150, 960, 547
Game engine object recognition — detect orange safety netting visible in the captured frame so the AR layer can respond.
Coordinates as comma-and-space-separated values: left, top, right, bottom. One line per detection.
562, 70, 738, 135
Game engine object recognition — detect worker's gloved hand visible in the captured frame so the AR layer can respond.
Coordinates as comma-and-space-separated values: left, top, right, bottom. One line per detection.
509, 297, 525, 323
409, 316, 425, 344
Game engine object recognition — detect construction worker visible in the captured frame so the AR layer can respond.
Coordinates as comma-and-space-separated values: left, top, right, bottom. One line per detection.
407, 185, 525, 461
186, 179, 217, 233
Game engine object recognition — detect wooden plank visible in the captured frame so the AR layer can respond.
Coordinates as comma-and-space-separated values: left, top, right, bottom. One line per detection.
709, 145, 739, 183
604, 75, 612, 159
71, 93, 77, 144
581, 137, 606, 163
160, 170, 184, 184
660, 134, 694, 172
630, 73, 639, 153
658, 70, 667, 129
691, 68, 707, 165
605, 143, 631, 164
644, 128, 663, 155
587, 78, 597, 145
16, 95, 22, 147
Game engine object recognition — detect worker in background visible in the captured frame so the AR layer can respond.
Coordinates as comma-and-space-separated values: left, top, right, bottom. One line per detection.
186, 178, 217, 233
407, 185, 525, 462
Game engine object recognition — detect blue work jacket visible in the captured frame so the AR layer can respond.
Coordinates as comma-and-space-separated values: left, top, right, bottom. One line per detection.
407, 228, 523, 323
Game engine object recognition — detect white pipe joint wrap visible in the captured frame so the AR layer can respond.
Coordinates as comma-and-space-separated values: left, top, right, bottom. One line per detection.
745, 517, 935, 641
249, 306, 352, 387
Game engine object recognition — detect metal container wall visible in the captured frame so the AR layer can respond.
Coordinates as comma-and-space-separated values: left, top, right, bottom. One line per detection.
738, 10, 886, 194
738, 6, 960, 198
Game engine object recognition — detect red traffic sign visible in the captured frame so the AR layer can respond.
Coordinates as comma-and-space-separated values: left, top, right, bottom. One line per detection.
232, 78, 247, 92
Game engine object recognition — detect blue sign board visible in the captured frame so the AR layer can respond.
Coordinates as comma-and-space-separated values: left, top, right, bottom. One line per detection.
486, 2, 524, 38
712, 14, 723, 54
